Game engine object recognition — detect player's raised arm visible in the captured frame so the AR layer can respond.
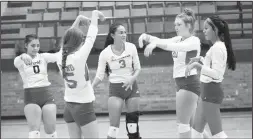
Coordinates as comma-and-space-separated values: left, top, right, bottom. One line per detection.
74, 10, 105, 63
70, 14, 90, 29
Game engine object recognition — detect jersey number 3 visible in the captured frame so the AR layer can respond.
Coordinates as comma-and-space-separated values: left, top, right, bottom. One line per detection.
33, 65, 40, 74
119, 60, 126, 68
64, 65, 89, 89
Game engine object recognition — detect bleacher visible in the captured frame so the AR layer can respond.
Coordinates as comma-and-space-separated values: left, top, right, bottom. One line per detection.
1, 1, 252, 61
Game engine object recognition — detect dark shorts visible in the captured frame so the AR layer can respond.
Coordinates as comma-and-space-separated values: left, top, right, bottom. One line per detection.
200, 82, 224, 104
24, 86, 55, 108
63, 101, 96, 127
109, 81, 140, 100
174, 75, 201, 96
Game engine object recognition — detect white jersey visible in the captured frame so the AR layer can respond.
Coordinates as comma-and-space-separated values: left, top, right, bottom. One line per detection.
200, 41, 227, 83
162, 35, 201, 78
14, 53, 57, 89
56, 25, 98, 103
95, 42, 141, 83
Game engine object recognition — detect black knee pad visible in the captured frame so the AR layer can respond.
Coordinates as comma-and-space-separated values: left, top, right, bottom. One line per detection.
125, 111, 141, 139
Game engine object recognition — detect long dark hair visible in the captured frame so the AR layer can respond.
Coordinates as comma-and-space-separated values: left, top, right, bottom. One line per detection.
61, 27, 84, 78
207, 15, 236, 71
104, 22, 124, 76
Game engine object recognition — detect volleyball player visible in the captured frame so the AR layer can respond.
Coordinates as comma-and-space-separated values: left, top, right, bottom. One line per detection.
186, 15, 236, 139
139, 8, 208, 138
14, 35, 58, 138
54, 10, 105, 138
92, 23, 142, 139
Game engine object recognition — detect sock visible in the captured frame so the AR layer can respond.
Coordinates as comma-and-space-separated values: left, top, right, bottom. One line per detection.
191, 127, 203, 138
45, 131, 58, 138
212, 131, 228, 138
29, 130, 40, 138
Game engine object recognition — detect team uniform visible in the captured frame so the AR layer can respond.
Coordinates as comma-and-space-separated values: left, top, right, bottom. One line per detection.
200, 41, 227, 104
95, 42, 141, 100
55, 24, 98, 126
163, 35, 201, 96
14, 53, 57, 107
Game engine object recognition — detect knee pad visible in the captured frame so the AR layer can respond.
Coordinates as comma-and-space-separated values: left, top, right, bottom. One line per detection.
107, 126, 119, 138
177, 123, 191, 133
126, 111, 141, 138
212, 131, 228, 138
29, 131, 40, 138
45, 131, 57, 138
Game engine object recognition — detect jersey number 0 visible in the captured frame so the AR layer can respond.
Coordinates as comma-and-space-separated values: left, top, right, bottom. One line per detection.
64, 65, 90, 89
33, 65, 40, 74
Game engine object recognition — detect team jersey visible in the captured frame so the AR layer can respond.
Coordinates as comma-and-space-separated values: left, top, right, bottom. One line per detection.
200, 41, 227, 83
56, 24, 98, 103
14, 53, 57, 89
95, 42, 141, 83
160, 35, 201, 78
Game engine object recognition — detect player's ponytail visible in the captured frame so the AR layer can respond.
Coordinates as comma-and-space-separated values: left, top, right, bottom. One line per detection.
222, 20, 236, 71
62, 48, 68, 78
61, 27, 84, 78
209, 15, 236, 71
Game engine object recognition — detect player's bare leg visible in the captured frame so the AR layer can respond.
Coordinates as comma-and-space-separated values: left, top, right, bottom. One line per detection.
190, 99, 210, 139
176, 89, 198, 138
107, 96, 124, 139
24, 104, 42, 138
42, 104, 57, 138
67, 122, 82, 138
203, 101, 228, 138
81, 120, 99, 138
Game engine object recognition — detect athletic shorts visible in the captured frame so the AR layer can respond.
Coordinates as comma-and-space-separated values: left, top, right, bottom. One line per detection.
200, 82, 224, 104
63, 101, 96, 127
174, 75, 201, 96
24, 86, 55, 108
109, 81, 140, 100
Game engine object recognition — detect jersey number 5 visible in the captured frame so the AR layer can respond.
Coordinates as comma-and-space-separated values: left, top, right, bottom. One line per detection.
64, 65, 89, 89
119, 60, 126, 68
33, 65, 40, 74
64, 72, 77, 89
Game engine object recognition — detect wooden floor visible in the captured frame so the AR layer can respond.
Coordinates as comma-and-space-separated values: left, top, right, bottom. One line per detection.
1, 111, 252, 138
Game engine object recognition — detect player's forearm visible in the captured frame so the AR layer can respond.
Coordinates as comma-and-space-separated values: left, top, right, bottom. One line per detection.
156, 41, 196, 52
71, 15, 83, 28
92, 77, 102, 88
131, 69, 141, 81
145, 34, 159, 43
